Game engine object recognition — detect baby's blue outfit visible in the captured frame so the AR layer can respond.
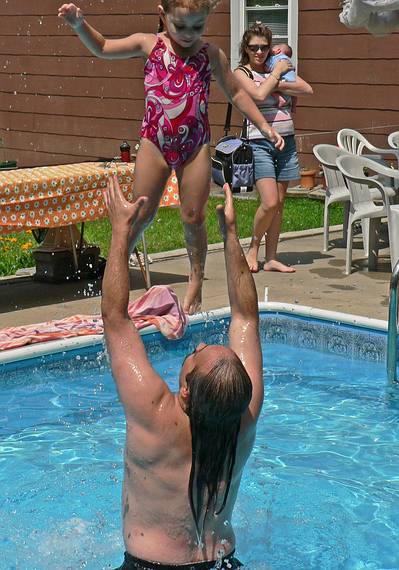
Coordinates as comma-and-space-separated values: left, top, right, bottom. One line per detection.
266, 53, 296, 82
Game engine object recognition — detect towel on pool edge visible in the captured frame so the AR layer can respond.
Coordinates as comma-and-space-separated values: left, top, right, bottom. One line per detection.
0, 285, 188, 351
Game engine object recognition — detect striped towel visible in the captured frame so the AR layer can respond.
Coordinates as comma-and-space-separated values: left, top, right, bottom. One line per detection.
0, 285, 188, 351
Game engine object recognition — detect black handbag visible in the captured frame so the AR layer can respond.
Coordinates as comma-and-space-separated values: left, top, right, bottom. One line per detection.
211, 67, 255, 192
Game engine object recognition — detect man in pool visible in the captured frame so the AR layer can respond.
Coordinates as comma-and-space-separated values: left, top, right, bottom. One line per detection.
102, 177, 263, 570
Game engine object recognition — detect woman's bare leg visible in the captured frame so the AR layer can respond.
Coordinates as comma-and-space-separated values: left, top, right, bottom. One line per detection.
246, 177, 279, 272
263, 180, 295, 272
129, 139, 171, 252
177, 145, 211, 315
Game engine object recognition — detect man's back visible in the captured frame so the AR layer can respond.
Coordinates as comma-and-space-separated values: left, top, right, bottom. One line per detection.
101, 179, 262, 569
122, 392, 257, 564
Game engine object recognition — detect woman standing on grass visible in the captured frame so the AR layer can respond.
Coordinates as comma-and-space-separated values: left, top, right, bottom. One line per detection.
234, 23, 313, 273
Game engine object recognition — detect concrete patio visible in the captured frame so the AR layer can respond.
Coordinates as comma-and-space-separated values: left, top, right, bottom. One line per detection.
0, 224, 393, 329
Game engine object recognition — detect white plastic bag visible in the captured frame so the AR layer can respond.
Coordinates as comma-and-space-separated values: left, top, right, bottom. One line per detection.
340, 0, 399, 35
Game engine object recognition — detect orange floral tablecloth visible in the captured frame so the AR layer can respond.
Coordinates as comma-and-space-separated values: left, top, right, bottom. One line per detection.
0, 162, 180, 235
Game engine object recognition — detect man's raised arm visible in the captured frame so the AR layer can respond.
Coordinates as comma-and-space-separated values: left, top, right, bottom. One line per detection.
216, 184, 263, 420
101, 176, 169, 423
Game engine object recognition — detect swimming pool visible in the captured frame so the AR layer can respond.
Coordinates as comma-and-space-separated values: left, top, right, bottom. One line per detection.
1, 306, 398, 570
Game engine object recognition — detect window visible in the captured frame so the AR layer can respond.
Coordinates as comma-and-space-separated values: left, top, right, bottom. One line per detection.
230, 0, 298, 70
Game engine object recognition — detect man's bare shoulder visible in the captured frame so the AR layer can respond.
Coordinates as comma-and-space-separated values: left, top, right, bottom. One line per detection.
125, 391, 186, 432
125, 394, 191, 464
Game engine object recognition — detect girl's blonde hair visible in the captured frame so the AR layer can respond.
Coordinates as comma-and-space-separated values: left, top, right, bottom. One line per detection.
158, 0, 220, 32
239, 22, 273, 66
160, 0, 220, 12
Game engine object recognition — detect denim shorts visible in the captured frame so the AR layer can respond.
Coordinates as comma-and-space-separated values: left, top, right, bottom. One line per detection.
250, 135, 300, 182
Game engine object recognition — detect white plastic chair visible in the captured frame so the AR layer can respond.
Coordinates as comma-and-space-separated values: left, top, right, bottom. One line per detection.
313, 143, 395, 254
356, 156, 399, 272
337, 154, 399, 274
337, 128, 399, 188
338, 128, 399, 163
388, 131, 399, 150
337, 129, 397, 255
313, 144, 351, 252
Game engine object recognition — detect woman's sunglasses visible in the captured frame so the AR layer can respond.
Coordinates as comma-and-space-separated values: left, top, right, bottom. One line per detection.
247, 44, 270, 53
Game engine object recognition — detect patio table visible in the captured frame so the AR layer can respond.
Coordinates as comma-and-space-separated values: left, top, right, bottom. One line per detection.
0, 162, 180, 285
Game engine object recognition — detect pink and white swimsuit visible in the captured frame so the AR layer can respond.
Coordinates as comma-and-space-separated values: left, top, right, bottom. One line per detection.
140, 36, 212, 170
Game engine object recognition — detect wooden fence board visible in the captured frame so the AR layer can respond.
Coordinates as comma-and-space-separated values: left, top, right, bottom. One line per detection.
297, 84, 399, 111
0, 35, 230, 58
299, 34, 399, 59
0, 14, 229, 37
0, 0, 230, 16
294, 107, 399, 134
299, 59, 399, 86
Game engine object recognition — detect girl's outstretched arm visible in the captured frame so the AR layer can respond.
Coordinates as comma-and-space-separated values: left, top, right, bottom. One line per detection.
208, 44, 284, 150
58, 3, 153, 59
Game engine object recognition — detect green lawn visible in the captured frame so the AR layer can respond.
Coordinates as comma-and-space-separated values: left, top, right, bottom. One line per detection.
0, 196, 343, 277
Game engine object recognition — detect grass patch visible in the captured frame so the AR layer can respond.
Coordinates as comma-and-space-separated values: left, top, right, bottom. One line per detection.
0, 234, 37, 277
0, 196, 343, 277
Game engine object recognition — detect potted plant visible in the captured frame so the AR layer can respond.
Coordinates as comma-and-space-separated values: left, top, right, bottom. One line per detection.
299, 167, 318, 189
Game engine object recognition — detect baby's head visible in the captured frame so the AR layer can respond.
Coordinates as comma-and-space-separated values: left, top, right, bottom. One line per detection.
271, 43, 293, 57
158, 0, 220, 41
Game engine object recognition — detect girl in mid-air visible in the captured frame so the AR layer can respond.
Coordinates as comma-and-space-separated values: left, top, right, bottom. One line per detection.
58, 1, 284, 314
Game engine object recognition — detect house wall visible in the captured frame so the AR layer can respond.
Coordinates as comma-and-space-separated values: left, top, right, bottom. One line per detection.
2, 1, 399, 170
296, 0, 399, 169
0, 0, 231, 167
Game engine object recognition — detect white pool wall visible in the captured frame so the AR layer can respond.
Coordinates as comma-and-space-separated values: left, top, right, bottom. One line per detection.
0, 302, 388, 366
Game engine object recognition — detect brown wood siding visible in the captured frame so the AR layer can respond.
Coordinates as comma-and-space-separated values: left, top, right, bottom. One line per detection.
0, 0, 230, 167
296, 1, 399, 169
3, 2, 398, 172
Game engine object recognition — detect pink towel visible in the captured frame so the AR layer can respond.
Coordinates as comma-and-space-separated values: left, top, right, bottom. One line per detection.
0, 286, 188, 352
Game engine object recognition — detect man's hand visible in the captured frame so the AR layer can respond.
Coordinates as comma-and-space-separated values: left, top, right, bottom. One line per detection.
103, 175, 147, 236
260, 126, 285, 151
58, 3, 84, 28
216, 183, 237, 241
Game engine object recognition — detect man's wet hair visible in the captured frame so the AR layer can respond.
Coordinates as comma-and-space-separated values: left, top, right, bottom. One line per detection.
186, 354, 252, 538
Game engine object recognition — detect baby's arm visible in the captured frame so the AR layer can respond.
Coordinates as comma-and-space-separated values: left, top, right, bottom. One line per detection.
58, 3, 153, 59
268, 54, 296, 82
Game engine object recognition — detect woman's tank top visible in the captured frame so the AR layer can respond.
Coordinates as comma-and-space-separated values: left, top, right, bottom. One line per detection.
247, 69, 294, 139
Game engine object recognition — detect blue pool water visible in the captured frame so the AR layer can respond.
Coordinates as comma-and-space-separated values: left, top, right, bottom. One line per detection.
0, 315, 399, 570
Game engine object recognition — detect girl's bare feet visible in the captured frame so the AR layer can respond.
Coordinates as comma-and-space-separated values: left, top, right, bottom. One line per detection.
263, 259, 296, 273
246, 248, 260, 273
183, 273, 203, 315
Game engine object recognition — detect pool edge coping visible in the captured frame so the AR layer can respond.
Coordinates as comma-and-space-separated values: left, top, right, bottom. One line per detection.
0, 302, 388, 366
